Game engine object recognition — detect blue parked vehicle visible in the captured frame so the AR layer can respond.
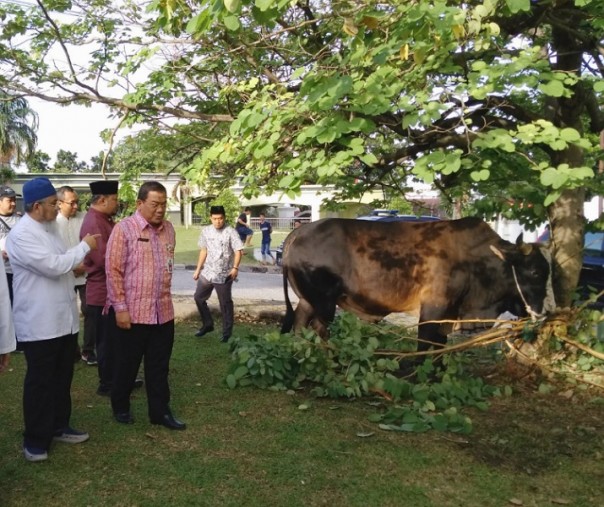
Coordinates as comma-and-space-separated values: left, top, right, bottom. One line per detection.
539, 229, 604, 308
356, 210, 441, 223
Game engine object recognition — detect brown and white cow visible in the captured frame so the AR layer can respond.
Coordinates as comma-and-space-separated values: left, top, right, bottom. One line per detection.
281, 217, 554, 351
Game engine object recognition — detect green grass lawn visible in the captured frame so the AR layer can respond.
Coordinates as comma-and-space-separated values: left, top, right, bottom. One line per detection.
1, 319, 602, 506
174, 225, 288, 266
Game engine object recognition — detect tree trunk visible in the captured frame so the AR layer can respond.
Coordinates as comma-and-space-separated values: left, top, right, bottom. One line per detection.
548, 188, 585, 308
547, 24, 587, 308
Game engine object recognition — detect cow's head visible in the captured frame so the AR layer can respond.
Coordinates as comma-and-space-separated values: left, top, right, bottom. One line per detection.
490, 234, 555, 318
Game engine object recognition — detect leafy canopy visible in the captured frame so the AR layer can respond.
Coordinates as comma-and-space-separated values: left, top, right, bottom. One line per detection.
0, 0, 602, 225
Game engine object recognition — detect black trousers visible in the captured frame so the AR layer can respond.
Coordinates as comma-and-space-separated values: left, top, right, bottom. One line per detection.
194, 276, 234, 338
89, 305, 117, 390
111, 321, 174, 422
22, 334, 77, 450
76, 284, 95, 355
6, 272, 13, 304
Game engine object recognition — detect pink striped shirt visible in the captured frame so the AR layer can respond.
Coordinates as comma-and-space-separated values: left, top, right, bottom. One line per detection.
106, 211, 175, 324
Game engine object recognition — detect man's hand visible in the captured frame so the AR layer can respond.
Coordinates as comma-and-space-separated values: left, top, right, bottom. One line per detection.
116, 310, 132, 330
82, 233, 101, 251
73, 263, 86, 277
1, 250, 7, 260
193, 269, 200, 281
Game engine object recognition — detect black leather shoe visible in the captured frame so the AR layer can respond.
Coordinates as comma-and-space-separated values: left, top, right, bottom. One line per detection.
151, 414, 186, 431
195, 326, 214, 337
114, 412, 135, 424
133, 378, 144, 389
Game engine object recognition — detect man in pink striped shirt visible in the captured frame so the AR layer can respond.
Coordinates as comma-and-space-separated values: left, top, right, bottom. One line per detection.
105, 181, 185, 430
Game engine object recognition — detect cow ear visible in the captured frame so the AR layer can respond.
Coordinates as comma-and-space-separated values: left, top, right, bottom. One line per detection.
490, 245, 505, 261
514, 233, 534, 256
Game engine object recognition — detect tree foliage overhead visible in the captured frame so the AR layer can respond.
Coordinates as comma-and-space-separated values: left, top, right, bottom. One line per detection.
53, 148, 87, 172
0, 0, 603, 304
0, 93, 38, 167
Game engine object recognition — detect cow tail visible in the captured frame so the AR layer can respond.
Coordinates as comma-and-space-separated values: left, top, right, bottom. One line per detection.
281, 265, 295, 334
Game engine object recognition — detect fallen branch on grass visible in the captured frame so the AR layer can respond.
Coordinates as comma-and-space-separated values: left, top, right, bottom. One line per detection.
375, 312, 604, 390
375, 318, 533, 359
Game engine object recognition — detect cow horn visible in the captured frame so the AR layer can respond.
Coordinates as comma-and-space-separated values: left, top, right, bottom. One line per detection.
490, 245, 505, 261
514, 232, 533, 255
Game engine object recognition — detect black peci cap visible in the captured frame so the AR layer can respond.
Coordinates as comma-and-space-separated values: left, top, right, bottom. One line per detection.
89, 180, 118, 195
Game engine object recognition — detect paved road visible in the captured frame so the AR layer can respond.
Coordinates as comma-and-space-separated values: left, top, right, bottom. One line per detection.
171, 266, 295, 303
171, 266, 413, 325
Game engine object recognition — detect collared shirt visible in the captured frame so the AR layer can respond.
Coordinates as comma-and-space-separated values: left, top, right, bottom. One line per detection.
5, 214, 90, 342
56, 212, 86, 286
106, 211, 175, 325
80, 207, 115, 306
0, 213, 20, 274
0, 258, 15, 354
199, 224, 243, 283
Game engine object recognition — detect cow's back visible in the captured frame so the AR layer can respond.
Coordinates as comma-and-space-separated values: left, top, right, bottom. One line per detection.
282, 217, 504, 319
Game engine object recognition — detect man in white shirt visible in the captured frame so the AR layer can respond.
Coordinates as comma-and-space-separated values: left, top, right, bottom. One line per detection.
56, 185, 96, 365
6, 177, 99, 462
193, 205, 243, 342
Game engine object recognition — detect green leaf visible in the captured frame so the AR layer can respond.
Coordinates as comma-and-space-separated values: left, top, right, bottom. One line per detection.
233, 365, 248, 379
279, 174, 295, 188
223, 15, 240, 31
470, 169, 490, 182
359, 153, 378, 166
224, 0, 240, 13
540, 167, 568, 189
505, 0, 530, 13
539, 80, 565, 97
185, 11, 211, 35
255, 0, 274, 10
544, 191, 561, 207
559, 128, 581, 142
316, 128, 337, 144
538, 382, 553, 394
226, 374, 237, 389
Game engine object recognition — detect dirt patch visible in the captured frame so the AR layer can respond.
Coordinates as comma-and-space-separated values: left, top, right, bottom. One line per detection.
173, 295, 284, 324
464, 373, 604, 474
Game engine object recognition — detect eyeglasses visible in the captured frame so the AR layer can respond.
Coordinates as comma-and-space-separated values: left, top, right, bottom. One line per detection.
144, 200, 167, 210
60, 200, 79, 207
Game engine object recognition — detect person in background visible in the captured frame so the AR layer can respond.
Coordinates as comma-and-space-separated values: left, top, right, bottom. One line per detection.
56, 185, 95, 365
275, 219, 302, 266
106, 181, 185, 430
80, 180, 124, 397
6, 177, 99, 462
0, 185, 21, 304
235, 206, 253, 247
258, 213, 275, 265
193, 205, 243, 342
0, 258, 16, 373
